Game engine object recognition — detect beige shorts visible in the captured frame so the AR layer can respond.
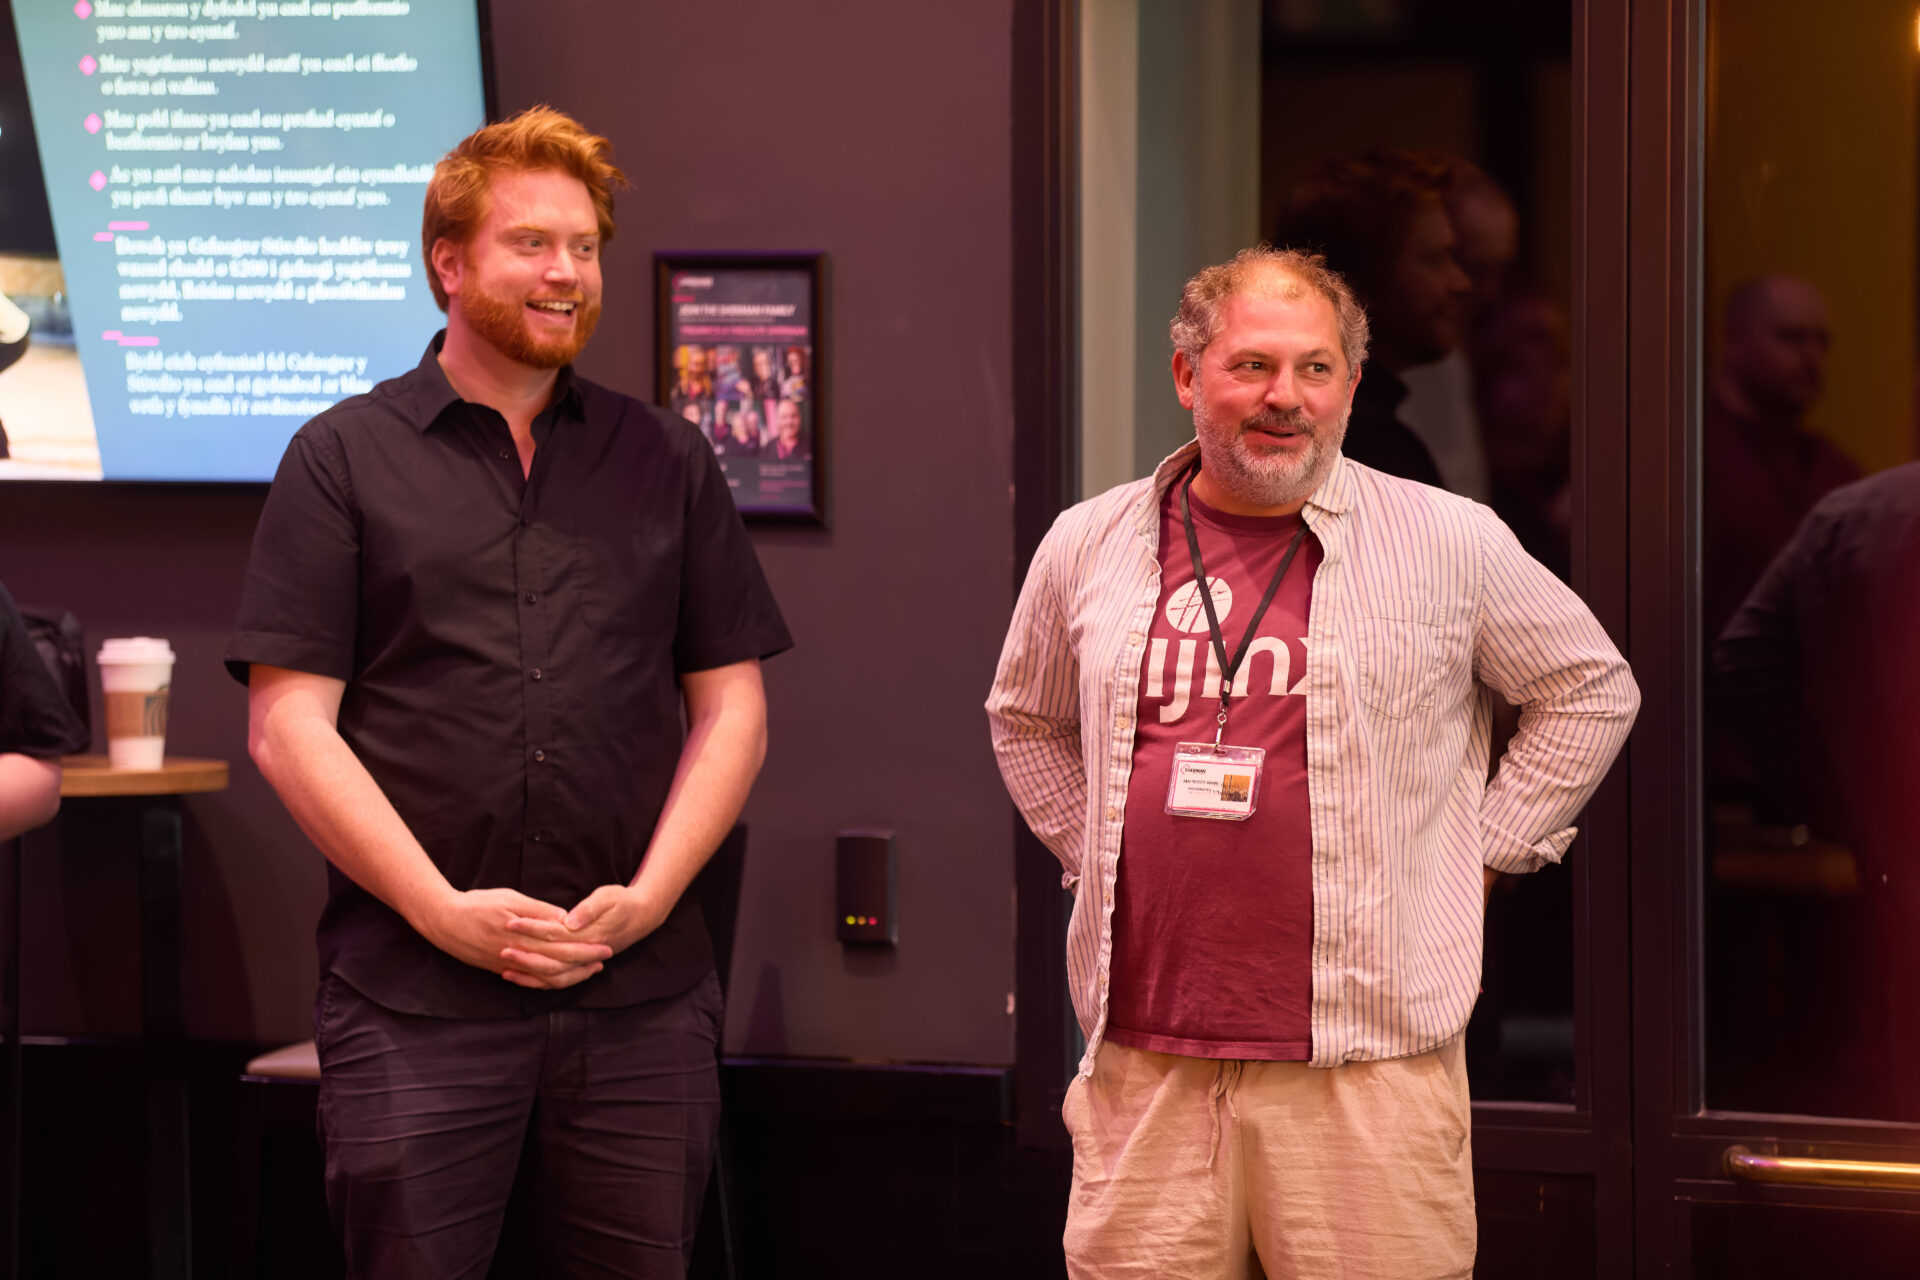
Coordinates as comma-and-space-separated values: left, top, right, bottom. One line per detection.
1062, 1037, 1475, 1280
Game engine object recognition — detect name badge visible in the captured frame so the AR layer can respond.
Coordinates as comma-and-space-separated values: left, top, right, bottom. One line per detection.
1164, 742, 1265, 821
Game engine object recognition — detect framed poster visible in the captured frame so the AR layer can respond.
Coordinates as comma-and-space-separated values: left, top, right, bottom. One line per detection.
655, 252, 825, 523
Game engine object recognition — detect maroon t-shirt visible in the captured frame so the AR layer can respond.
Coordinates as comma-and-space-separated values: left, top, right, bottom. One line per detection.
1106, 483, 1321, 1060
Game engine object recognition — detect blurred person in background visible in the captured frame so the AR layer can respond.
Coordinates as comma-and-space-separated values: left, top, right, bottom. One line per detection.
1473, 292, 1573, 582
1399, 161, 1522, 503
1703, 274, 1859, 645
1274, 147, 1471, 488
1713, 461, 1920, 1117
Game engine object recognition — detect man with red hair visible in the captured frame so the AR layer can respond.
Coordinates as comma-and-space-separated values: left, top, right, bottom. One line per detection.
229, 107, 790, 1276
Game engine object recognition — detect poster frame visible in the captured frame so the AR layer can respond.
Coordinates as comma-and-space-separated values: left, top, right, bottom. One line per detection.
654, 250, 827, 525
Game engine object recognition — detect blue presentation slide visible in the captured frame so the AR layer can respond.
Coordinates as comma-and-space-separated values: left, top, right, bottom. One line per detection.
8, 0, 483, 480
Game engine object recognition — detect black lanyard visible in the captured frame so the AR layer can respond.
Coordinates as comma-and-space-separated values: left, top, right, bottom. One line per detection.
1179, 466, 1311, 744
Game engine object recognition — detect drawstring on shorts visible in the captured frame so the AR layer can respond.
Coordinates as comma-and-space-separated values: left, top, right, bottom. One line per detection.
1206, 1058, 1245, 1171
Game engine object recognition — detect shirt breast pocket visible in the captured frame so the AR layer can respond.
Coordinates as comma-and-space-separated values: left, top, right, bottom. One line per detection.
1354, 597, 1442, 720
575, 529, 680, 636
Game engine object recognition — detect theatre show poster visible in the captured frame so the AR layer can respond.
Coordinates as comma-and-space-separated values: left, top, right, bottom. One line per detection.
657, 253, 823, 522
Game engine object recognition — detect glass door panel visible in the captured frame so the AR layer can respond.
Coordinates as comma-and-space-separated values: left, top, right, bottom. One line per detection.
1700, 0, 1920, 1124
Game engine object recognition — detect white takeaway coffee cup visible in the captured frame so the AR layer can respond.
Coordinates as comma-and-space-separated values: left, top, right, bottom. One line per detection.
97, 637, 175, 770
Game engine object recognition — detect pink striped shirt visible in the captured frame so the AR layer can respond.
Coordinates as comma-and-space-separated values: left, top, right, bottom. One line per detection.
987, 442, 1639, 1073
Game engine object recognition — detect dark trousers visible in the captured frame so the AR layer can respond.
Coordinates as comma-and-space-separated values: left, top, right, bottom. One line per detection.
314, 971, 723, 1279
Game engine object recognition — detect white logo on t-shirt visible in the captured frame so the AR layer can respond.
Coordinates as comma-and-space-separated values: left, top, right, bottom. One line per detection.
1147, 570, 1307, 724
1164, 577, 1232, 633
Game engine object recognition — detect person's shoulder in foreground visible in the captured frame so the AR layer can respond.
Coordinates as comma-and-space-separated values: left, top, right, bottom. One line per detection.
0, 582, 87, 760
0, 582, 86, 841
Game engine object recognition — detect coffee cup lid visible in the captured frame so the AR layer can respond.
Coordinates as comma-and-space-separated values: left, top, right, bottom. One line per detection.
97, 636, 175, 663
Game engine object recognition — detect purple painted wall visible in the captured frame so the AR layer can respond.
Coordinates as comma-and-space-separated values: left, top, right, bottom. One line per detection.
0, 0, 1020, 1065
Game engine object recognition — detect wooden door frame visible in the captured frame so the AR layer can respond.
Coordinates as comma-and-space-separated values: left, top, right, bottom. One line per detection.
1010, 0, 1080, 1153
1623, 0, 1700, 1269
1465, 3, 1636, 1276
1574, 0, 1637, 1272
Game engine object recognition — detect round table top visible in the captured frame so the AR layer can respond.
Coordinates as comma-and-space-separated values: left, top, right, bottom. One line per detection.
59, 755, 231, 797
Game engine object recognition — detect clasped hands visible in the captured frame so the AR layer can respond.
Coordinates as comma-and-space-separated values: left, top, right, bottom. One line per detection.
422, 883, 669, 989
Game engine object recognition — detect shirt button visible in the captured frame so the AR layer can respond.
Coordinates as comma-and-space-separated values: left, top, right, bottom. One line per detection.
524, 591, 538, 605
530, 668, 544, 681
1106, 806, 1119, 819
533, 748, 547, 763
498, 448, 511, 461
530, 831, 547, 843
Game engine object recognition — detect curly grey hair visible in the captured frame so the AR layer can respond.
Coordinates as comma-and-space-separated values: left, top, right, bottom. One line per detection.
1169, 245, 1369, 382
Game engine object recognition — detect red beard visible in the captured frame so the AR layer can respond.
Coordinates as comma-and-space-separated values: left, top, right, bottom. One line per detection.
458, 274, 601, 370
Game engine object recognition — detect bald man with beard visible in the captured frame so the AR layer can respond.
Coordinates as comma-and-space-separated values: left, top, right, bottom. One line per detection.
1703, 274, 1861, 648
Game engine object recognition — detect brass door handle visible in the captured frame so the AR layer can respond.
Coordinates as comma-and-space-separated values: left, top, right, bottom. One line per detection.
1724, 1144, 1920, 1191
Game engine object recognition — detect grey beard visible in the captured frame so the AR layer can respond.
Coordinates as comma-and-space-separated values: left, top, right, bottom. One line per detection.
1221, 452, 1321, 508
1205, 409, 1345, 509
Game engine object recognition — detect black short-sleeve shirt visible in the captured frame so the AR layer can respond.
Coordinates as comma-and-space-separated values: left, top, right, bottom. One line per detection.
0, 584, 88, 761
227, 334, 792, 1018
